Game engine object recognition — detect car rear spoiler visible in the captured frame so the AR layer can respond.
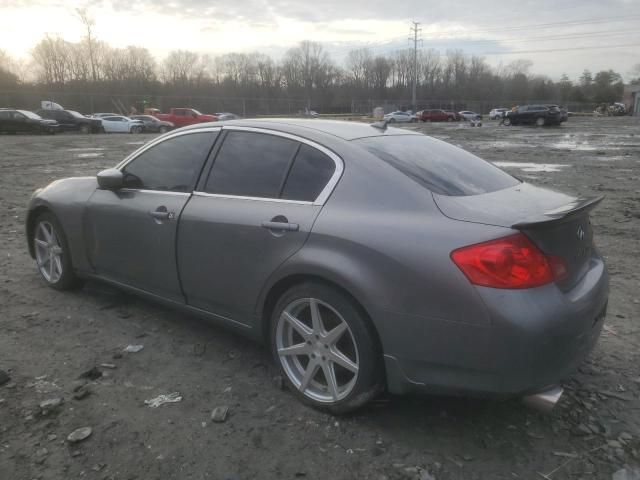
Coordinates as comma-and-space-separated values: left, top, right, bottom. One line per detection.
512, 195, 604, 230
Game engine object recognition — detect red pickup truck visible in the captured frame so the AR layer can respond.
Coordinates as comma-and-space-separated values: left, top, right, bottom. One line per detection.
153, 108, 218, 127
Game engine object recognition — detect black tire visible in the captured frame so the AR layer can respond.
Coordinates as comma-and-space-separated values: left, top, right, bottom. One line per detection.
270, 282, 383, 414
535, 117, 545, 127
131, 125, 143, 134
503, 118, 512, 126
388, 118, 396, 123
31, 212, 83, 291
159, 126, 168, 134
79, 124, 90, 134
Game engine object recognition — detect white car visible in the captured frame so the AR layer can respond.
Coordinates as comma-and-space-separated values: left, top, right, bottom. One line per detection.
383, 111, 416, 123
489, 108, 509, 120
458, 111, 482, 121
100, 115, 145, 133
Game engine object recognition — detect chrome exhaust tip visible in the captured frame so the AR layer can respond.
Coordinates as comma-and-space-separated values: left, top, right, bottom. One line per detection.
522, 386, 564, 414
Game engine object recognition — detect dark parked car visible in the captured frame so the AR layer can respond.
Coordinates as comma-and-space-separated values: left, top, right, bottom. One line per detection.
0, 109, 60, 134
505, 105, 565, 126
419, 109, 452, 122
131, 115, 174, 133
36, 109, 102, 133
26, 119, 608, 413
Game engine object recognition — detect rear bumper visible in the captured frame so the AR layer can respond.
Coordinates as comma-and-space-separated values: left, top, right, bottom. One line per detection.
380, 256, 609, 397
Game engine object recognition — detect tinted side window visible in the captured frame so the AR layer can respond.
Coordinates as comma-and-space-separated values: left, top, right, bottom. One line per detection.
356, 135, 519, 196
0, 111, 11, 120
282, 144, 336, 202
205, 131, 298, 198
122, 132, 215, 192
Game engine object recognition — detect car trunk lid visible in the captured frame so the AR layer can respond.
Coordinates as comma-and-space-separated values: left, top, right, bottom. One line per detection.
433, 183, 603, 290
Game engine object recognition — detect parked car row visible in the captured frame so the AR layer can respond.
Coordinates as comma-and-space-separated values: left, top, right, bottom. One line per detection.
1, 105, 242, 135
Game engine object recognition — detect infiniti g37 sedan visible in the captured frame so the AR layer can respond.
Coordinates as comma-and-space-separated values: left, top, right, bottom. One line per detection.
26, 119, 608, 413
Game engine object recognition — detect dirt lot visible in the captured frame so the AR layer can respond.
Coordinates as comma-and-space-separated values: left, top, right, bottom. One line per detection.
1, 117, 639, 480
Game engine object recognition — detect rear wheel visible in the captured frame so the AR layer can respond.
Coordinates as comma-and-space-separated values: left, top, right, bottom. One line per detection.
131, 125, 143, 134
271, 282, 382, 414
503, 118, 512, 126
32, 212, 83, 290
159, 126, 169, 134
79, 124, 90, 134
388, 118, 396, 123
535, 117, 546, 127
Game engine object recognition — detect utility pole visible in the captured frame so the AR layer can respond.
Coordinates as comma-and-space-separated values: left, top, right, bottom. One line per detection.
409, 21, 421, 113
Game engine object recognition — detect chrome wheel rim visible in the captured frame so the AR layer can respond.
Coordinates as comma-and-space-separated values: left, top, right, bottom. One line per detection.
34, 221, 63, 283
276, 298, 359, 403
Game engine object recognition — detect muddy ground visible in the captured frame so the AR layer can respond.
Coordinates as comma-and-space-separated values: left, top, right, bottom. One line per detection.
1, 116, 639, 480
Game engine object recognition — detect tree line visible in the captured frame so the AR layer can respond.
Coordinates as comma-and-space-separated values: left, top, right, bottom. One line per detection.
0, 33, 635, 112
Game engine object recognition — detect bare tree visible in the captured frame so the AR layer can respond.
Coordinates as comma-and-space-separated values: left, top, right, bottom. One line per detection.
76, 8, 99, 82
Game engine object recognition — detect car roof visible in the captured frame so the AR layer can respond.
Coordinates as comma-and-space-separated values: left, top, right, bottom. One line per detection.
177, 118, 422, 141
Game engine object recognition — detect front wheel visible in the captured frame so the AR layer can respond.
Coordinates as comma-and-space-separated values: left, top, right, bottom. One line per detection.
159, 126, 169, 134
503, 118, 512, 126
535, 117, 546, 126
79, 124, 90, 134
271, 282, 382, 414
131, 125, 143, 134
32, 212, 83, 290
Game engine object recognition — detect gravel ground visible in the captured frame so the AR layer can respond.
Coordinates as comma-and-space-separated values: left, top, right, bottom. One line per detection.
1, 117, 639, 480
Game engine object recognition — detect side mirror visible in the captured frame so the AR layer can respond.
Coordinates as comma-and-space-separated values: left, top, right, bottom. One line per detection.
97, 168, 124, 190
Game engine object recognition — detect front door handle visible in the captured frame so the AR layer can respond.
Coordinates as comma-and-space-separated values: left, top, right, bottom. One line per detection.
261, 221, 299, 232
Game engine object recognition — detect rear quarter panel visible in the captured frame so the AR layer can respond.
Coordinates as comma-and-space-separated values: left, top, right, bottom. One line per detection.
259, 141, 511, 361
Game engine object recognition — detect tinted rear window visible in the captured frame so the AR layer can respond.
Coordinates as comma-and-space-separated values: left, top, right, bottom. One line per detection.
355, 135, 519, 196
205, 131, 299, 198
281, 144, 336, 201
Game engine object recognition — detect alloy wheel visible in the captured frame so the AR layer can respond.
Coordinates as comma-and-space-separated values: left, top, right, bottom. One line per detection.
34, 221, 63, 283
276, 298, 359, 403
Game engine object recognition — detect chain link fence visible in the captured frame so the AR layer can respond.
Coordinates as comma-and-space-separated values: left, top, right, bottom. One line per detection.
0, 90, 599, 117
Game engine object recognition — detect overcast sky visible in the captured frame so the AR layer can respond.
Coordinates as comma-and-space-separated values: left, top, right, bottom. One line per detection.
1, 0, 639, 80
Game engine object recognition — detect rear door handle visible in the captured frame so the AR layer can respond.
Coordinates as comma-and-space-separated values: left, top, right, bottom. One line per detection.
149, 210, 171, 220
261, 221, 299, 232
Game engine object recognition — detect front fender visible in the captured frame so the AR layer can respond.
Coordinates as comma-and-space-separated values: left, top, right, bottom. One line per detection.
26, 177, 98, 273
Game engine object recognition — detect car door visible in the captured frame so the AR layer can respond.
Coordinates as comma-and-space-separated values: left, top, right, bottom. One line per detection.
84, 129, 219, 301
56, 111, 76, 130
178, 128, 342, 325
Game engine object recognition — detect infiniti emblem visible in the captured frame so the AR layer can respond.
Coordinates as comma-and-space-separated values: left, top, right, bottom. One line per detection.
577, 225, 585, 240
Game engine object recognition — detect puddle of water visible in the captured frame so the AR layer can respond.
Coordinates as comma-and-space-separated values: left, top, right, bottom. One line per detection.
76, 153, 104, 158
478, 141, 536, 149
67, 147, 105, 151
492, 162, 569, 172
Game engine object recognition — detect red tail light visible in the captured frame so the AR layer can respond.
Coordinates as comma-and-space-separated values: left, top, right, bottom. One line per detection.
451, 233, 566, 289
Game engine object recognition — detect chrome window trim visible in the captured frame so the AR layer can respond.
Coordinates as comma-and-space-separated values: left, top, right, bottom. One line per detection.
192, 191, 313, 205
113, 125, 344, 206
115, 127, 222, 170
213, 125, 345, 206
119, 188, 191, 197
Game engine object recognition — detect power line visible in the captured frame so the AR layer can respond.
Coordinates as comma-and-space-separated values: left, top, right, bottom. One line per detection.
326, 14, 640, 58
480, 42, 640, 55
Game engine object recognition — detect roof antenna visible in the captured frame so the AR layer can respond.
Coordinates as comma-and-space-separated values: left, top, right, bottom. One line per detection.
370, 119, 389, 131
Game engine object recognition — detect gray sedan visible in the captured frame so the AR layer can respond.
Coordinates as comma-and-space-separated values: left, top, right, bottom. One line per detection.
26, 119, 608, 413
